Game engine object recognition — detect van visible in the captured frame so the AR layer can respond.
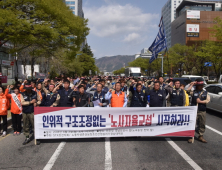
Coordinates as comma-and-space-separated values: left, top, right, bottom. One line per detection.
182, 75, 207, 85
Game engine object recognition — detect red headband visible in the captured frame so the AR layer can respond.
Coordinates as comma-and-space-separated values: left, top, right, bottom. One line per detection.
196, 81, 204, 85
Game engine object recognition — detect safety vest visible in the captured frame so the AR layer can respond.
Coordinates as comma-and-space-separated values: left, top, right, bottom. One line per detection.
0, 94, 9, 115
45, 93, 58, 107
111, 91, 125, 107
170, 89, 184, 106
21, 91, 37, 113
191, 90, 208, 111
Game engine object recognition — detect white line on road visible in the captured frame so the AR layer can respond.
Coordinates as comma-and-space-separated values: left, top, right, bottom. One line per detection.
206, 125, 222, 136
105, 137, 112, 170
165, 138, 202, 170
43, 142, 66, 170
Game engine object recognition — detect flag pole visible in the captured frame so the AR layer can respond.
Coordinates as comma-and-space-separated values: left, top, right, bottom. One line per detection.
161, 54, 164, 77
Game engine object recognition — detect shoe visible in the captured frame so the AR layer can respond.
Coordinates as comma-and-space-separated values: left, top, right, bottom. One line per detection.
188, 138, 193, 143
1, 131, 6, 137
198, 136, 207, 143
23, 138, 30, 145
13, 132, 17, 136
17, 132, 21, 136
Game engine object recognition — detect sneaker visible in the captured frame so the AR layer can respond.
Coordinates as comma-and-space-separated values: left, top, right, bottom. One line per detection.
13, 132, 17, 136
23, 138, 30, 145
17, 132, 21, 136
1, 131, 6, 137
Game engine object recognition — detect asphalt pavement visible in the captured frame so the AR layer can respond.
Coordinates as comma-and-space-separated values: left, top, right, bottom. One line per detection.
0, 109, 222, 170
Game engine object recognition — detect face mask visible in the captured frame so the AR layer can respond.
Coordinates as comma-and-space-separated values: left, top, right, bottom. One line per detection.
107, 81, 110, 83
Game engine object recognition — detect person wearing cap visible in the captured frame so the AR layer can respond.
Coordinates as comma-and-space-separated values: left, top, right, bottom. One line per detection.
105, 77, 113, 90
147, 81, 166, 107
105, 82, 127, 107
0, 86, 10, 137
86, 83, 108, 107
5, 86, 22, 135
21, 81, 41, 145
120, 79, 128, 94
20, 80, 37, 92
83, 78, 91, 89
187, 79, 210, 143
73, 85, 90, 107
164, 79, 186, 107
42, 79, 60, 107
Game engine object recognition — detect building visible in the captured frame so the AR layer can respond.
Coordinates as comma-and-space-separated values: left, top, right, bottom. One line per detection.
171, 0, 222, 47
135, 48, 152, 59
64, 0, 84, 18
161, 0, 183, 48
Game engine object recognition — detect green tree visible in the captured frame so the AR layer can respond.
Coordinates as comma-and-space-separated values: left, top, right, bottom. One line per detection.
82, 43, 94, 58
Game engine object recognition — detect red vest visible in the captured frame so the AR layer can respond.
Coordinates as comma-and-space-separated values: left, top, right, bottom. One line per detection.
111, 91, 125, 107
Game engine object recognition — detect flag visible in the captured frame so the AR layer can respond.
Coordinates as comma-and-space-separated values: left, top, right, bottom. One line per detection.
148, 17, 167, 64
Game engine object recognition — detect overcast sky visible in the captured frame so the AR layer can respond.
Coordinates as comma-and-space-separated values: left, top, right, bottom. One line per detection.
83, 0, 167, 58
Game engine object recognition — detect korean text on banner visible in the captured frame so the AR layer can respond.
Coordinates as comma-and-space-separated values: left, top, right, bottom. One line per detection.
34, 107, 198, 139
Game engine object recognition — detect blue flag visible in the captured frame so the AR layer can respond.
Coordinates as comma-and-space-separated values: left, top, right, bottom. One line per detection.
148, 17, 166, 64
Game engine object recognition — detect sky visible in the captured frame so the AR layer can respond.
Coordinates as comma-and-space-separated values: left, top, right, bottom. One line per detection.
83, 0, 168, 59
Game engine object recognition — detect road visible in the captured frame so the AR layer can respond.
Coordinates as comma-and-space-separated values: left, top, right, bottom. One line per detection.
0, 109, 222, 170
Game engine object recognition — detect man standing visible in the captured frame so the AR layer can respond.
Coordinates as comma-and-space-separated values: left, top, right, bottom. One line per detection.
73, 85, 90, 107
105, 82, 127, 107
21, 81, 41, 145
86, 83, 108, 107
187, 79, 210, 143
55, 80, 74, 107
165, 80, 186, 107
42, 79, 60, 107
148, 82, 166, 107
130, 82, 147, 107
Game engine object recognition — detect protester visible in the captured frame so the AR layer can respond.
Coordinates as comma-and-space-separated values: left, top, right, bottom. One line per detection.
36, 82, 46, 106
130, 82, 147, 107
54, 80, 75, 107
42, 79, 60, 107
0, 86, 9, 137
187, 79, 210, 143
5, 86, 22, 135
21, 81, 41, 145
73, 85, 90, 107
165, 79, 186, 107
180, 84, 189, 107
105, 82, 127, 107
20, 80, 37, 92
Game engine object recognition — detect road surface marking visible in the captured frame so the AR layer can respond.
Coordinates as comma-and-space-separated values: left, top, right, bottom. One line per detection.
105, 137, 112, 170
0, 134, 10, 142
166, 138, 202, 170
206, 125, 222, 136
43, 142, 66, 170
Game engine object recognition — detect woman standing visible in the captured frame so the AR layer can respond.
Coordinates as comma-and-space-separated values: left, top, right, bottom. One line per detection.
0, 86, 9, 137
5, 86, 22, 135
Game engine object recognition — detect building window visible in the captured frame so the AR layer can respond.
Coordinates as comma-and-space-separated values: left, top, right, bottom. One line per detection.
72, 11, 75, 15
66, 1, 75, 5
70, 6, 75, 10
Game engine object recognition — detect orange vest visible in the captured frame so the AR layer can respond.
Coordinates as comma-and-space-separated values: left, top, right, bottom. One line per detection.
0, 93, 9, 116
111, 91, 125, 107
37, 90, 43, 101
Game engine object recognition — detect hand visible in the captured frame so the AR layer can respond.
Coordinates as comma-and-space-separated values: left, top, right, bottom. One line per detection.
196, 98, 202, 104
24, 80, 27, 84
50, 105, 53, 107
92, 85, 96, 88
99, 103, 103, 107
7, 85, 9, 89
34, 103, 37, 107
169, 82, 173, 87
10, 85, 14, 89
30, 99, 36, 104
109, 89, 112, 93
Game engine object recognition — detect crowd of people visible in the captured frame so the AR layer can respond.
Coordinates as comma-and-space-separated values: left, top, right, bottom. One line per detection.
0, 75, 210, 144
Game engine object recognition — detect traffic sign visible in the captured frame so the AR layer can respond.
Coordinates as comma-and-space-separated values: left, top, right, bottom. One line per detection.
89, 70, 92, 75
10, 61, 14, 66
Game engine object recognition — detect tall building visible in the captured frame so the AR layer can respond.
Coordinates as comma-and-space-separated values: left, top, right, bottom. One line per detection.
171, 0, 222, 47
161, 0, 182, 48
64, 0, 84, 18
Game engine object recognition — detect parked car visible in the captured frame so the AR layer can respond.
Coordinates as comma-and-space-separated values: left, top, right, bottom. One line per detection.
204, 84, 222, 113
182, 75, 207, 85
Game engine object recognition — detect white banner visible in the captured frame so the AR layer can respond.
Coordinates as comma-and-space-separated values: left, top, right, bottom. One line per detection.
187, 24, 199, 33
34, 107, 197, 139
187, 10, 200, 20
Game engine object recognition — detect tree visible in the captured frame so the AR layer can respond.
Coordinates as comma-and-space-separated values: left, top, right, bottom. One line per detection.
77, 53, 96, 75
82, 43, 94, 58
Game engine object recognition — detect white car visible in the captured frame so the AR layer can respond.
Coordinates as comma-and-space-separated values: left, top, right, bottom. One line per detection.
204, 84, 222, 113
182, 75, 207, 85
